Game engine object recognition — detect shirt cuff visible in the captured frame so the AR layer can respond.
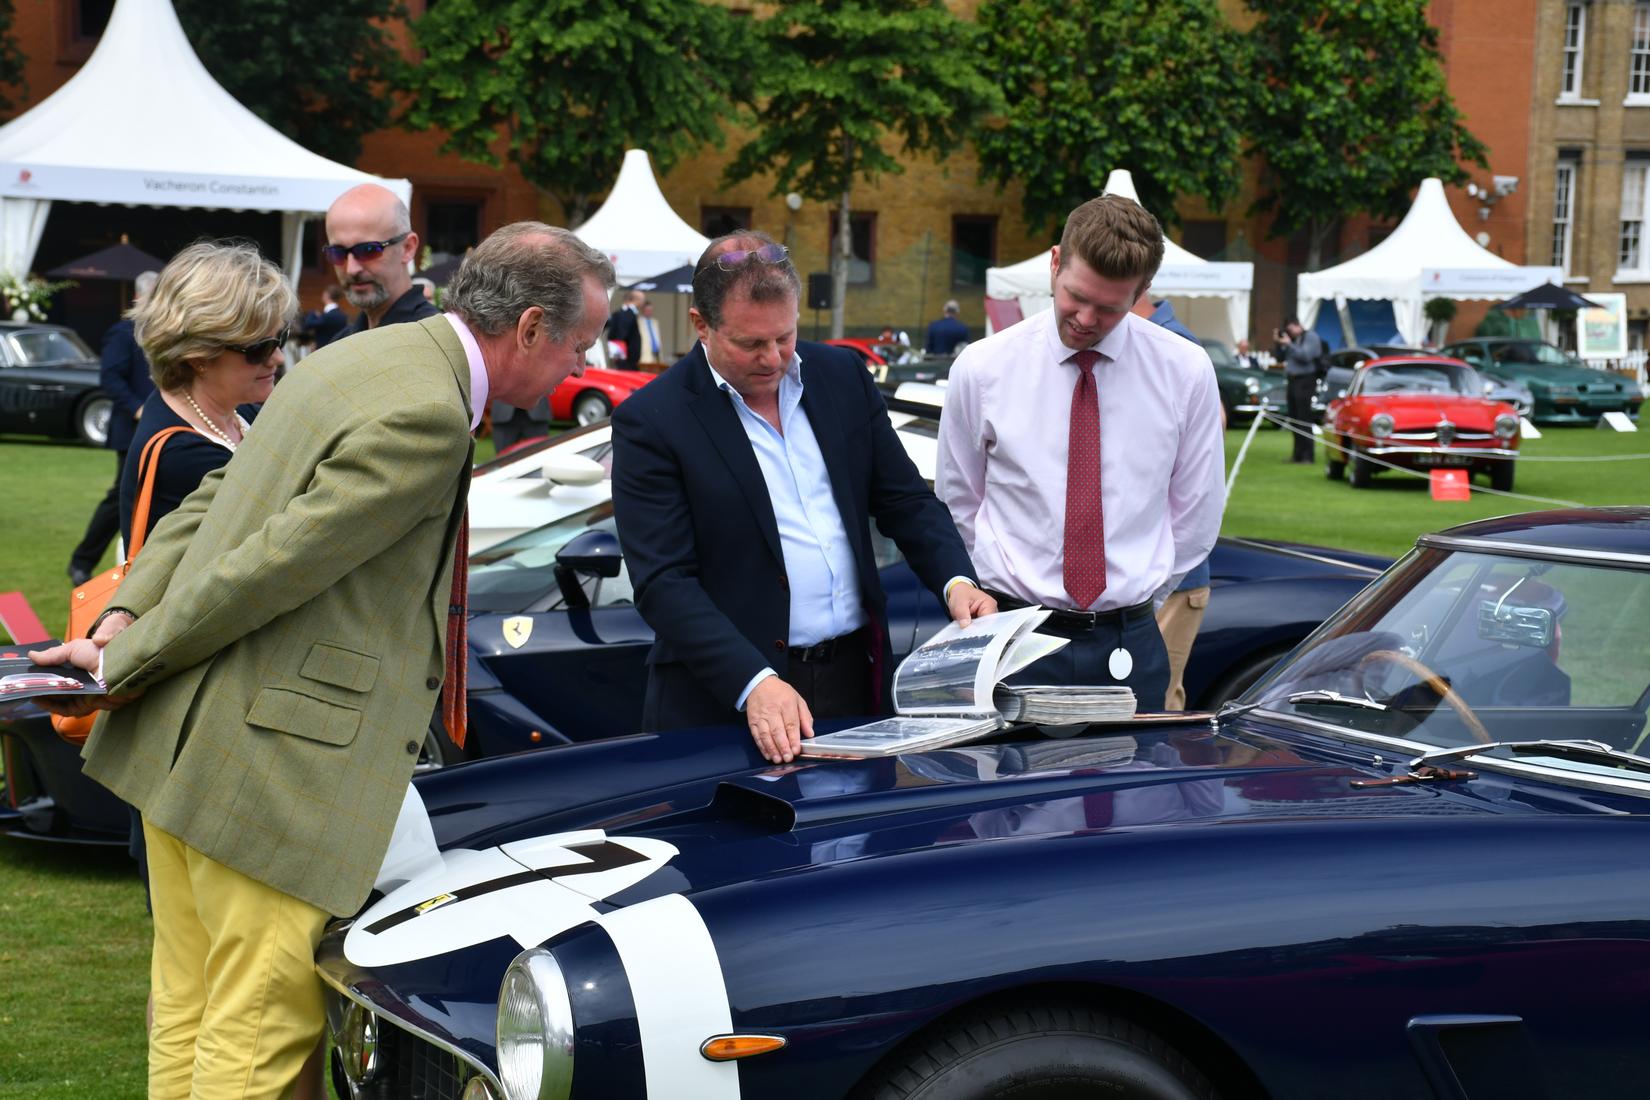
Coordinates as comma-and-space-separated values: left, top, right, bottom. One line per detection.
735, 668, 777, 712
942, 576, 977, 602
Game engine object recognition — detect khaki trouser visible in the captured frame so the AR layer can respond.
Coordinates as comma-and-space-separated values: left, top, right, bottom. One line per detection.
145, 821, 330, 1100
1155, 586, 1210, 712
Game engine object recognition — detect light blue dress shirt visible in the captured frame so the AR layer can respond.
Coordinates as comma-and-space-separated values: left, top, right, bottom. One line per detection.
705, 353, 868, 708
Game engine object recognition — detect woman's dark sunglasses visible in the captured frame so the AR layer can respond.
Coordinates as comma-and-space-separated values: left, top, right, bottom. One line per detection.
227, 326, 290, 366
321, 233, 409, 265
712, 243, 790, 271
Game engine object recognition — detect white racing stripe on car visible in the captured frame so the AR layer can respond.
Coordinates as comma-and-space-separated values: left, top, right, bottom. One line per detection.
597, 893, 739, 1100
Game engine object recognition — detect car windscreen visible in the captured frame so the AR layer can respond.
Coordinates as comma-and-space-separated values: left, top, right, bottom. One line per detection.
467, 502, 618, 612
1495, 342, 1572, 367
7, 329, 94, 365
1242, 547, 1650, 779
1359, 363, 1479, 396
1201, 340, 1236, 369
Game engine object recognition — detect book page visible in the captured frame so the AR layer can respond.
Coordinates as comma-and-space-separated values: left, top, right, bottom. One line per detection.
892, 606, 1050, 715
800, 715, 1002, 758
0, 641, 105, 722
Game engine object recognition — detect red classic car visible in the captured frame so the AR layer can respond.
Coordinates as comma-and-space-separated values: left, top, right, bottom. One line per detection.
1324, 355, 1520, 491
550, 366, 656, 426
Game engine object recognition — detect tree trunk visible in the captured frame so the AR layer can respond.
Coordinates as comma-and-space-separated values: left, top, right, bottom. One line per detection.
831, 136, 854, 339
1306, 218, 1328, 272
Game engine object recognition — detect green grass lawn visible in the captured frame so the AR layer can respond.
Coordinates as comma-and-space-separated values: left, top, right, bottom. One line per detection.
0, 420, 1646, 1096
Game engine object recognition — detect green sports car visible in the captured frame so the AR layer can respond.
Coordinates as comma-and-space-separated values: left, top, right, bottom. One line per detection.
1440, 337, 1643, 424
1203, 338, 1287, 425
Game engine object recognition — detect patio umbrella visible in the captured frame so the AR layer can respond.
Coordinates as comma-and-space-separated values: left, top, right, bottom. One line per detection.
416, 255, 463, 287
627, 263, 695, 295
47, 240, 165, 281
1491, 283, 1603, 311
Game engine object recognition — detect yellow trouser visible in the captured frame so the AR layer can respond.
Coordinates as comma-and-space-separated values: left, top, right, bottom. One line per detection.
144, 821, 330, 1100
1155, 586, 1210, 712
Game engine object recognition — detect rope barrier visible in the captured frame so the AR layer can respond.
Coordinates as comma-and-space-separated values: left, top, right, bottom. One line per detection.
1251, 411, 1587, 509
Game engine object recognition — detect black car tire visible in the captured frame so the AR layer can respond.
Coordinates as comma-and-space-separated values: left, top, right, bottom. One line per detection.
1325, 450, 1346, 480
416, 720, 462, 773
861, 1002, 1218, 1100
75, 392, 113, 446
1490, 460, 1515, 493
573, 392, 611, 426
1348, 446, 1374, 488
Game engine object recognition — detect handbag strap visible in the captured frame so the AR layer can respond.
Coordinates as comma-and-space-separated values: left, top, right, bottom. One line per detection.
125, 425, 197, 567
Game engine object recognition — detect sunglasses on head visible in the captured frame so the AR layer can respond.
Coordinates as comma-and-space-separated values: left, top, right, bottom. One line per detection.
321, 233, 409, 265
227, 325, 290, 366
712, 243, 790, 271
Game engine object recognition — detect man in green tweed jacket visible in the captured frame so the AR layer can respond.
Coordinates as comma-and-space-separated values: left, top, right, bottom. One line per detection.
35, 222, 614, 1100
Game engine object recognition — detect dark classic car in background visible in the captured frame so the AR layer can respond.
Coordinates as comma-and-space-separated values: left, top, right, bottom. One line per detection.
1440, 336, 1642, 423
1323, 355, 1521, 490
319, 507, 1650, 1100
0, 508, 1387, 844
0, 322, 110, 445
1202, 338, 1286, 424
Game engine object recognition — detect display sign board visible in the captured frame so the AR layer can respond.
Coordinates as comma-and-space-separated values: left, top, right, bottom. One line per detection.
1577, 292, 1629, 359
1151, 262, 1253, 293
1419, 267, 1564, 297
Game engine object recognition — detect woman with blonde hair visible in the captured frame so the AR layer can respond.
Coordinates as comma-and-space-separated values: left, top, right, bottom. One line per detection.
119, 239, 294, 544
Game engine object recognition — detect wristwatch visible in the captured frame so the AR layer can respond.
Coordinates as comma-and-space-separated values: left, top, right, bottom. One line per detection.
88, 606, 137, 637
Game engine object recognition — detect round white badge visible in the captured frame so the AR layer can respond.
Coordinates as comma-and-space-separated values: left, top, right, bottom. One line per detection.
1108, 647, 1133, 681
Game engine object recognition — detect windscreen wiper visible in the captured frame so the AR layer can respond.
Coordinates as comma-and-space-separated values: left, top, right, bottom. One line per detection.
1285, 690, 1388, 711
1352, 738, 1650, 789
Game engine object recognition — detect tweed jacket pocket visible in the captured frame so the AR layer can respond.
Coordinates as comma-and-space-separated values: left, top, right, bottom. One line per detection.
300, 642, 380, 693
246, 687, 362, 746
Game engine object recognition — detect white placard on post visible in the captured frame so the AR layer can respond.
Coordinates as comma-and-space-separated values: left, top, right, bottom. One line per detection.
1599, 411, 1638, 432
1520, 417, 1542, 439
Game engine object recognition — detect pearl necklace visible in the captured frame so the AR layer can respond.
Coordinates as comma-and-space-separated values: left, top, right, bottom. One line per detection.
182, 390, 242, 451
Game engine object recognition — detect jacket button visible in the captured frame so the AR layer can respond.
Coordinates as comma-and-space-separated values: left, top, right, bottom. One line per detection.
773, 639, 786, 652
426, 677, 440, 690
405, 741, 419, 754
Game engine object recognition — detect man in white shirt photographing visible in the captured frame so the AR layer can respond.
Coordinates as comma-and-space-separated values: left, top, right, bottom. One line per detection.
936, 193, 1225, 710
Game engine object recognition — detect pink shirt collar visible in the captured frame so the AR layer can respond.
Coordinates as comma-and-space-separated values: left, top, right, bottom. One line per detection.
443, 312, 488, 432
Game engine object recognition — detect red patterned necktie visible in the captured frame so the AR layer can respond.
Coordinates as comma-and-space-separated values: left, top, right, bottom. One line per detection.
1064, 349, 1106, 609
441, 511, 469, 749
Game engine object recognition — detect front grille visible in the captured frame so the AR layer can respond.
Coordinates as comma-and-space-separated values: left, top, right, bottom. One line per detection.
326, 989, 477, 1100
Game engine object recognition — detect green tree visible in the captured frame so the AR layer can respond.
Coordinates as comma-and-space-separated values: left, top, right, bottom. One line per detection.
403, 0, 753, 226
1246, 0, 1487, 269
0, 0, 27, 117
724, 0, 1001, 337
174, 0, 400, 166
974, 0, 1247, 235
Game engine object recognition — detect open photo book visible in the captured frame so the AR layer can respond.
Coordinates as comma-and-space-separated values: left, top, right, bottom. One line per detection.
800, 607, 1136, 758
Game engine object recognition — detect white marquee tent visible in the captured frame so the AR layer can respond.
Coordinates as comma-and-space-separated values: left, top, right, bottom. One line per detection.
1296, 178, 1561, 346
985, 169, 1255, 345
0, 0, 410, 286
573, 149, 710, 284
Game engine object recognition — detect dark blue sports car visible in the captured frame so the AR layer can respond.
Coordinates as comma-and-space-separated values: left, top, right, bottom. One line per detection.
320, 507, 1650, 1100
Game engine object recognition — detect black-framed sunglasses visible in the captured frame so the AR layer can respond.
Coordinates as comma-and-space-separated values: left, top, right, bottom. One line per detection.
227, 326, 290, 366
712, 243, 790, 271
321, 233, 409, 265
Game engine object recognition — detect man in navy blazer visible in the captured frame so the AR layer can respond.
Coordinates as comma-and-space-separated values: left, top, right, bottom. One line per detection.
612, 232, 995, 763
68, 270, 160, 584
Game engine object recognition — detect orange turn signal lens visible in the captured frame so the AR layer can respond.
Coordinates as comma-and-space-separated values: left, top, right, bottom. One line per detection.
700, 1034, 787, 1062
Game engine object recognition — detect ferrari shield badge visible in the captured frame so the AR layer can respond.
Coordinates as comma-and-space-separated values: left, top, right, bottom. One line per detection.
502, 616, 533, 649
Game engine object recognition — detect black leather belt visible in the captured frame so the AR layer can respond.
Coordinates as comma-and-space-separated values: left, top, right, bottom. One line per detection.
983, 589, 1154, 632
790, 627, 866, 663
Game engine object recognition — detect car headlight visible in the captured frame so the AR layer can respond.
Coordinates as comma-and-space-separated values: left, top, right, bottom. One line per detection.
1494, 414, 1518, 439
338, 1002, 380, 1087
1370, 413, 1395, 438
1244, 377, 1260, 394
497, 949, 575, 1100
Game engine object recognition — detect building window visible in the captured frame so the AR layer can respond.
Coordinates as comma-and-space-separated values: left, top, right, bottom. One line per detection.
1619, 161, 1648, 271
423, 198, 483, 266
951, 216, 996, 287
1552, 159, 1578, 274
700, 206, 751, 238
828, 211, 876, 284
1634, 4, 1650, 98
1561, 2, 1586, 99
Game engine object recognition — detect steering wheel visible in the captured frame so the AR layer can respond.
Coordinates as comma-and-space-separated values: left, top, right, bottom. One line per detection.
1358, 649, 1492, 745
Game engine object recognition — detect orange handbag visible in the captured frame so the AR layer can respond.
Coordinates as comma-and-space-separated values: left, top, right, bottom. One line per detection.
53, 425, 194, 745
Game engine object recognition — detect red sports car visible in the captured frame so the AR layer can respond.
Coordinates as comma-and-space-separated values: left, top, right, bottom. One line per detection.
549, 366, 656, 426
1324, 355, 1520, 491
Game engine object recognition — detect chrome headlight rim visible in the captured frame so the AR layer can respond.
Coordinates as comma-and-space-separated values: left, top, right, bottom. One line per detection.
1494, 413, 1519, 439
497, 948, 575, 1100
1370, 413, 1396, 439
339, 1000, 381, 1087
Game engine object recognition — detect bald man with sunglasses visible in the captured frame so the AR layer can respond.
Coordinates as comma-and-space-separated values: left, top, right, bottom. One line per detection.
612, 231, 993, 763
325, 184, 439, 335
